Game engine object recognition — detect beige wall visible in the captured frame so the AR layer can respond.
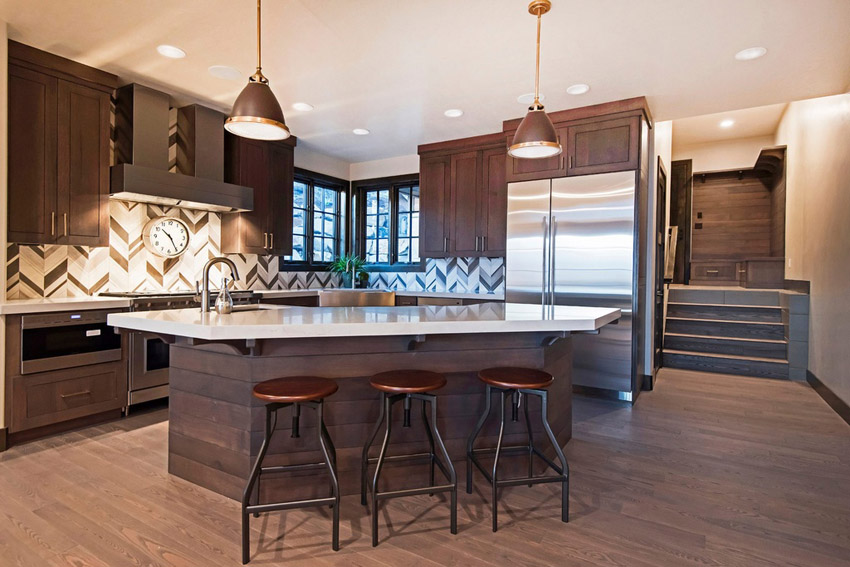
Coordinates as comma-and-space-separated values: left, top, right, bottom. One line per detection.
1, 22, 9, 430
350, 154, 419, 181
673, 135, 775, 173
293, 145, 350, 181
774, 92, 850, 404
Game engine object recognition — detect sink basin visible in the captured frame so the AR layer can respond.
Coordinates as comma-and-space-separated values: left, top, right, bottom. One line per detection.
318, 289, 396, 307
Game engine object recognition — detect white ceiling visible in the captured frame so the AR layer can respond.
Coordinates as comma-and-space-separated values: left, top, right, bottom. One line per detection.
3, 0, 850, 163
672, 103, 787, 149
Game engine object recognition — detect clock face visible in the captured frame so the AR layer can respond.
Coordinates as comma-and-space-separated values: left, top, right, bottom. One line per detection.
142, 217, 190, 258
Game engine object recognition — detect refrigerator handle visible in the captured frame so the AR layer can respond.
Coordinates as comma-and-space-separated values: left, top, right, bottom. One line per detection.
542, 216, 549, 307
549, 218, 557, 307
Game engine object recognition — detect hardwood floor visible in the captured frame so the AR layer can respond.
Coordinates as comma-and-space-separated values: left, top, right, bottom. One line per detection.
1, 368, 849, 566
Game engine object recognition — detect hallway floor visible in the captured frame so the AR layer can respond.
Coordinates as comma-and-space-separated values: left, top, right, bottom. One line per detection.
1, 368, 848, 566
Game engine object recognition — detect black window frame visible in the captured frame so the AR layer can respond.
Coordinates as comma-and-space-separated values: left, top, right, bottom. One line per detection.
353, 173, 423, 272
281, 168, 349, 271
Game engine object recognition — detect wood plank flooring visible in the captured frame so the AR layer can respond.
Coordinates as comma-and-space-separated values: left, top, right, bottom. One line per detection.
1, 368, 849, 566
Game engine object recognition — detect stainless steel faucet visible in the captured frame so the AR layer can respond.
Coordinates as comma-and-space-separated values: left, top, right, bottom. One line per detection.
199, 257, 239, 313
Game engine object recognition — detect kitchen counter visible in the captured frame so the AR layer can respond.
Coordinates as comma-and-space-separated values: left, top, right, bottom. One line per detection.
0, 296, 132, 315
109, 302, 618, 502
254, 288, 505, 301
107, 303, 619, 340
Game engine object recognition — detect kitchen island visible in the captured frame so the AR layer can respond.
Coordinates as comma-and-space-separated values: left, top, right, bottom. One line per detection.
108, 303, 620, 500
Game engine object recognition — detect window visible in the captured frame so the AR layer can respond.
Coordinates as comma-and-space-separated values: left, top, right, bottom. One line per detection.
355, 175, 420, 268
286, 170, 347, 267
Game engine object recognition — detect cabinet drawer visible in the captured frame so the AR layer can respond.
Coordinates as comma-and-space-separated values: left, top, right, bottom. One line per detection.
690, 261, 737, 284
566, 116, 639, 176
394, 295, 418, 306
10, 362, 126, 433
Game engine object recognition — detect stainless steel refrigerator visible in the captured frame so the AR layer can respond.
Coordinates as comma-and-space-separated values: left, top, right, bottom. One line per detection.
506, 171, 637, 399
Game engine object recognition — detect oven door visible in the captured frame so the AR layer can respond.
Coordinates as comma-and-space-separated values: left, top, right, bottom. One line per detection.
130, 332, 171, 392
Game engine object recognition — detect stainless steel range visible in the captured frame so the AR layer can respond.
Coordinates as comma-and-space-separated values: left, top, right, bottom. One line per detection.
100, 290, 260, 406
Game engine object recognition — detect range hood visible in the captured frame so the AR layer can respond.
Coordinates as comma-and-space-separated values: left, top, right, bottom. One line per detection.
110, 84, 253, 213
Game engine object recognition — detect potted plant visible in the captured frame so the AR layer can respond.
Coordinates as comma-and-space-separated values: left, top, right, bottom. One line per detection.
328, 254, 369, 288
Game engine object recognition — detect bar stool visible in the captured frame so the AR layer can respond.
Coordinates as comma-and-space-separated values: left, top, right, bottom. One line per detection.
242, 376, 340, 564
466, 367, 570, 532
361, 369, 457, 546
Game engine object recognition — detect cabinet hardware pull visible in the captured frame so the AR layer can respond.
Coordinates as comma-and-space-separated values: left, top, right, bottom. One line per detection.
63, 213, 68, 237
443, 237, 448, 253
269, 232, 274, 250
264, 232, 268, 249
51, 212, 56, 236
475, 236, 479, 251
569, 156, 573, 169
706, 270, 719, 274
481, 236, 486, 250
61, 390, 91, 399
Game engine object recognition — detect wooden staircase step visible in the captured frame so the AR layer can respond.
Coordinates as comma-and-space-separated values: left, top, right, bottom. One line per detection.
662, 350, 789, 380
667, 302, 782, 322
663, 333, 787, 359
665, 317, 785, 340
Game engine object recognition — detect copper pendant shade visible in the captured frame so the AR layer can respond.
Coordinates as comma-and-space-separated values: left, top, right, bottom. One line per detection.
509, 0, 561, 159
225, 0, 290, 141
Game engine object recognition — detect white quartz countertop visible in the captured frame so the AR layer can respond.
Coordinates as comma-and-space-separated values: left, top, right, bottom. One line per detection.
107, 303, 620, 340
254, 289, 504, 301
0, 296, 132, 315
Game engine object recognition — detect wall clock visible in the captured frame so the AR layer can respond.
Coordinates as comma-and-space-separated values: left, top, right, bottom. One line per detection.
142, 216, 191, 258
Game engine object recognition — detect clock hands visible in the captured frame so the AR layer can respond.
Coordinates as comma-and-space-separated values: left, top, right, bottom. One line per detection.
162, 230, 178, 251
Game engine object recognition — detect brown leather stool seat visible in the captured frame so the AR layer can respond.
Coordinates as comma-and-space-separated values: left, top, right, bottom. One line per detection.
242, 376, 340, 563
478, 367, 554, 390
362, 369, 457, 546
253, 376, 339, 403
370, 369, 447, 394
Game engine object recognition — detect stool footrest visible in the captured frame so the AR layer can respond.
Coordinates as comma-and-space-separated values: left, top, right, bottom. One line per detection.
468, 448, 567, 486
366, 451, 432, 465
260, 461, 329, 474
376, 483, 455, 501
246, 496, 336, 515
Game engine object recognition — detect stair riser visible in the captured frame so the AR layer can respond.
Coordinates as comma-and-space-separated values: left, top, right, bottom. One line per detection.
666, 319, 785, 340
664, 336, 787, 359
667, 304, 781, 322
663, 353, 789, 380
668, 289, 780, 306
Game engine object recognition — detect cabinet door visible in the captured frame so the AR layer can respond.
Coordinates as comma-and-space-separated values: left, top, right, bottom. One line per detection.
7, 65, 58, 244
450, 151, 480, 256
566, 116, 639, 176
505, 127, 567, 183
56, 81, 111, 246
229, 137, 270, 254
480, 148, 507, 256
267, 142, 294, 255
419, 154, 451, 257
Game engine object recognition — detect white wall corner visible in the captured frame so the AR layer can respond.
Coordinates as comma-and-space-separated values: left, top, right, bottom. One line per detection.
293, 145, 351, 181
350, 154, 420, 181
1, 21, 10, 431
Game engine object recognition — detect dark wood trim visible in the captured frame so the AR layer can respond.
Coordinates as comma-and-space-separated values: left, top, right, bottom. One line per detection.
7, 410, 123, 447
642, 373, 655, 391
352, 174, 421, 267
0, 427, 7, 452
807, 371, 850, 427
293, 167, 349, 190
784, 279, 810, 294
350, 172, 418, 190
572, 384, 634, 405
418, 132, 505, 155
8, 40, 118, 91
502, 96, 653, 133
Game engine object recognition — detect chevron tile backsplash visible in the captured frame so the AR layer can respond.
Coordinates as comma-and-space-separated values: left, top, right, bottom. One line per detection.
368, 257, 504, 295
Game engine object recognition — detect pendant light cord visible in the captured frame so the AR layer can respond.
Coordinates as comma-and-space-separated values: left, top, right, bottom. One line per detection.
533, 8, 542, 110
256, 0, 262, 72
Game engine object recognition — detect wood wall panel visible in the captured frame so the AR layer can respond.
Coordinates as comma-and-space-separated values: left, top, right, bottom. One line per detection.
691, 172, 773, 260
166, 332, 573, 501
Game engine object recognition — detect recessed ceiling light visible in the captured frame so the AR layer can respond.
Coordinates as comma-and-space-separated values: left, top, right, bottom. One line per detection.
208, 65, 242, 80
156, 44, 186, 59
566, 83, 590, 95
719, 118, 735, 128
352, 128, 370, 136
444, 109, 464, 118
517, 93, 545, 105
292, 102, 314, 112
734, 46, 767, 61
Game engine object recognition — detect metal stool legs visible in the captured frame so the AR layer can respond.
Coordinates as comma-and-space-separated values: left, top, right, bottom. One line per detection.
361, 392, 457, 546
241, 401, 340, 564
467, 384, 570, 532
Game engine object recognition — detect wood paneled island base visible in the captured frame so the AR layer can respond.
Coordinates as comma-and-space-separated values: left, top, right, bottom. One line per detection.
166, 331, 573, 501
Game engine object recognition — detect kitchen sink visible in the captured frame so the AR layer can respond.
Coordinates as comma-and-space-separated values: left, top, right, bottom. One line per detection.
318, 289, 396, 307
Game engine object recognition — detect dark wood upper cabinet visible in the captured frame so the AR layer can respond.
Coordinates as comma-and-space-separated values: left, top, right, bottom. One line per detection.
504, 126, 567, 183
222, 134, 296, 256
565, 115, 639, 176
419, 133, 507, 258
7, 41, 117, 247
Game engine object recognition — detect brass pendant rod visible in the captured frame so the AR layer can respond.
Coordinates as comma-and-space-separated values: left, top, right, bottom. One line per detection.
256, 0, 262, 72
533, 9, 542, 109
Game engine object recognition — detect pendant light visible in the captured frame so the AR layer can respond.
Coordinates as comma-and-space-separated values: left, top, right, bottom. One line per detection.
508, 0, 561, 159
225, 0, 290, 141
